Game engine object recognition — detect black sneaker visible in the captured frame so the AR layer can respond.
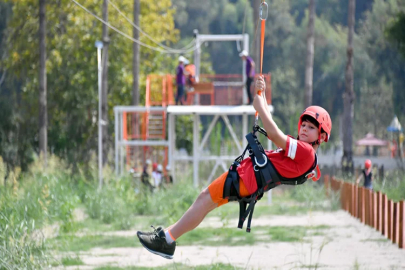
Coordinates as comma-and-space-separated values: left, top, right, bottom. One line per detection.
137, 226, 162, 236
137, 226, 176, 259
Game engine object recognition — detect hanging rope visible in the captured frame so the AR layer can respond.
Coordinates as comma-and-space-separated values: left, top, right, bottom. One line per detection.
255, 0, 268, 126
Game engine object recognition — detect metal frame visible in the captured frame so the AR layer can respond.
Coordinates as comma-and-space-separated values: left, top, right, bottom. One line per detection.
114, 105, 274, 185
167, 105, 273, 187
114, 106, 169, 175
193, 31, 249, 104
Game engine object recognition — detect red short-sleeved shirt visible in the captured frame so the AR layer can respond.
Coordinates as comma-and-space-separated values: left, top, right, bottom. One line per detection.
237, 136, 315, 195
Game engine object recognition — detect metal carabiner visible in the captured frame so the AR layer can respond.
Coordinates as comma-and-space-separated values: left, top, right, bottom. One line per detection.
254, 153, 268, 167
260, 1, 268, 21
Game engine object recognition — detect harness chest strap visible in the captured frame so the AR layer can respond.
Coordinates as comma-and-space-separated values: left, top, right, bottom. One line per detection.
223, 133, 318, 232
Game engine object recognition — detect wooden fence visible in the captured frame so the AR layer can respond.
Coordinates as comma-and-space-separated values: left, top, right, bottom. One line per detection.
324, 175, 404, 249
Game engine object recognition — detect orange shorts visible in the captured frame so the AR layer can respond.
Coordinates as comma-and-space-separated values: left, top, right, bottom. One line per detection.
208, 172, 251, 207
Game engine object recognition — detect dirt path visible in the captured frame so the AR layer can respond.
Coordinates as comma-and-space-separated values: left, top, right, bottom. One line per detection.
64, 210, 405, 269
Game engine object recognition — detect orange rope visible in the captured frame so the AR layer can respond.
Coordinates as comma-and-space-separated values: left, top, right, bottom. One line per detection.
255, 2, 267, 122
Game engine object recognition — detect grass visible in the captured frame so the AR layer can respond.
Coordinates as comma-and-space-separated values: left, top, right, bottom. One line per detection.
61, 255, 84, 266
95, 263, 242, 270
360, 238, 390, 243
51, 234, 141, 252
76, 214, 157, 233
54, 224, 330, 252
0, 154, 341, 268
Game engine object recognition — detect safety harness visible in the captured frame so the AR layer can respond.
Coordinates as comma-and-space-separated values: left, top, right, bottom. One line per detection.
223, 125, 318, 232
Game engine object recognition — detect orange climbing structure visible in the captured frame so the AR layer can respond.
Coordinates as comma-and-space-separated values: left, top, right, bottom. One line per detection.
121, 73, 272, 172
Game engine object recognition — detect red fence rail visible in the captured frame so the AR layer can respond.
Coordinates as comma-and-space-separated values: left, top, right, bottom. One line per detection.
324, 175, 405, 249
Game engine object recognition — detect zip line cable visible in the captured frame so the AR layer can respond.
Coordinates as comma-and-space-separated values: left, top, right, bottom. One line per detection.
241, 0, 249, 41
70, 0, 199, 54
107, 0, 196, 53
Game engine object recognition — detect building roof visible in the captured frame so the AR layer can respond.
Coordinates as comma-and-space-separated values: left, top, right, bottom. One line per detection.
356, 133, 388, 146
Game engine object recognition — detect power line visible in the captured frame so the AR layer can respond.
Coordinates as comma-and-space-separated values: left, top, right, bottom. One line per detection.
107, 0, 196, 53
70, 0, 199, 54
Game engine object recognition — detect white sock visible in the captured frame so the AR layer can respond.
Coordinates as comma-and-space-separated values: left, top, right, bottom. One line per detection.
165, 230, 175, 244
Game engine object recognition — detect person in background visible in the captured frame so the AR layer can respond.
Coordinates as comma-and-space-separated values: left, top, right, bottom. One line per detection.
164, 165, 173, 184
239, 50, 255, 105
356, 159, 373, 190
141, 159, 154, 192
176, 56, 188, 105
152, 164, 163, 189
184, 59, 195, 93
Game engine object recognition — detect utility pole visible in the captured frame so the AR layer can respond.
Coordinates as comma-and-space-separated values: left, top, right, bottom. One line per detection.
132, 0, 140, 106
39, 0, 48, 168
95, 41, 103, 189
304, 0, 315, 108
342, 0, 356, 175
102, 0, 109, 169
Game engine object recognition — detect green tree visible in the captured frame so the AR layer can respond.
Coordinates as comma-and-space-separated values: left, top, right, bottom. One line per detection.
386, 12, 405, 58
39, 0, 47, 166
358, 0, 405, 125
342, 0, 356, 174
2, 0, 179, 169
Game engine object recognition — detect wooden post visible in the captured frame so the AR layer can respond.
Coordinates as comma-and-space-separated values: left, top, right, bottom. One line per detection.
341, 182, 345, 210
393, 202, 399, 245
349, 183, 354, 217
340, 181, 345, 210
344, 183, 349, 212
360, 187, 365, 224
369, 190, 375, 228
353, 184, 358, 218
399, 201, 404, 249
388, 200, 393, 241
373, 191, 377, 229
377, 192, 382, 232
382, 194, 388, 237
367, 189, 373, 227
365, 188, 370, 225
369, 190, 373, 227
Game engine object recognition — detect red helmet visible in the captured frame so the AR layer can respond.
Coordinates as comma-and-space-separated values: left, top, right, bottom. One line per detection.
365, 159, 372, 169
298, 106, 332, 144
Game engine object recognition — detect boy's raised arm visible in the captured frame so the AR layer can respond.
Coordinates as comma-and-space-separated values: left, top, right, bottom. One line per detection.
253, 76, 288, 151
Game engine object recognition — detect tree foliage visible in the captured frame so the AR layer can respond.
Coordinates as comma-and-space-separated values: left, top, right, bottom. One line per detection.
386, 11, 405, 58
1, 0, 405, 170
170, 0, 404, 144
1, 0, 179, 169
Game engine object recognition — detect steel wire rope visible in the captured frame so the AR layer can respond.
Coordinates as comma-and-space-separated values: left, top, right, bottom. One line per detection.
70, 0, 201, 54
107, 0, 196, 53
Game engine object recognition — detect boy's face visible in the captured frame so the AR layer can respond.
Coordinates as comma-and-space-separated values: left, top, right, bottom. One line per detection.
299, 120, 320, 143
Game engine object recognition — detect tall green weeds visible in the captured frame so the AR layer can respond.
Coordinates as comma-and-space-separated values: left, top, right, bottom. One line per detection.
373, 170, 405, 201
0, 156, 80, 269
289, 180, 341, 211
82, 174, 200, 228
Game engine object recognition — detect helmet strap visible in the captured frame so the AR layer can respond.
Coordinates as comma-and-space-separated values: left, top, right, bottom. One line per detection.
311, 140, 319, 146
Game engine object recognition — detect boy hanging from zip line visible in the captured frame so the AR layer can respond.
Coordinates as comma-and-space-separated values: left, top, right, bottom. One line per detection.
137, 75, 333, 259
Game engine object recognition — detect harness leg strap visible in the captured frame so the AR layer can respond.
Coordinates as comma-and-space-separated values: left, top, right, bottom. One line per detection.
246, 200, 257, 232
238, 201, 247, 229
238, 196, 258, 232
